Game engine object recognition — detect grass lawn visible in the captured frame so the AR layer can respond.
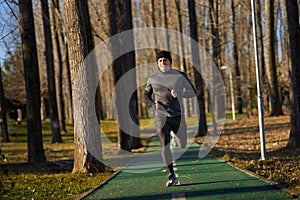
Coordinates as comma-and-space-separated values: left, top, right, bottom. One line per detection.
0, 117, 163, 200
1, 119, 118, 200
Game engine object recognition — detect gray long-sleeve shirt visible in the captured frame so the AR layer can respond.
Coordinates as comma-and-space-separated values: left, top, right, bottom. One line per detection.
144, 69, 196, 117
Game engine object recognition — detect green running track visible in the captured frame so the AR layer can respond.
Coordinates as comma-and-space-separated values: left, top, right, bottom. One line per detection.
82, 135, 298, 200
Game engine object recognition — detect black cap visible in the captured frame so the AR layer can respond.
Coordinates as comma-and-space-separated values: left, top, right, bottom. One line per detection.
156, 50, 172, 63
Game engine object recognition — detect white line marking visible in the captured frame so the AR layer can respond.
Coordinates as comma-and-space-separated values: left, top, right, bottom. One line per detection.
172, 193, 186, 200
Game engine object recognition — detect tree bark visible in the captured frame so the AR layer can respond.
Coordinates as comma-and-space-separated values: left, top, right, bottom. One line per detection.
162, 0, 170, 49
107, 0, 141, 151
208, 0, 224, 120
188, 0, 207, 137
231, 0, 243, 114
107, 0, 129, 152
80, 0, 103, 123
0, 68, 9, 142
63, 0, 104, 173
41, 0, 62, 143
122, 0, 142, 149
264, 0, 283, 116
50, 0, 68, 133
285, 0, 300, 148
174, 0, 191, 118
51, 0, 73, 125
254, 0, 266, 114
18, 0, 46, 163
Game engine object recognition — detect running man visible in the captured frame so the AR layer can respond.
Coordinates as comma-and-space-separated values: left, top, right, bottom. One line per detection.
144, 50, 196, 187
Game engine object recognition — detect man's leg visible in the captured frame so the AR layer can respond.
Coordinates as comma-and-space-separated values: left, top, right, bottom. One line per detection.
155, 114, 180, 187
155, 113, 174, 175
157, 126, 174, 175
157, 128, 180, 187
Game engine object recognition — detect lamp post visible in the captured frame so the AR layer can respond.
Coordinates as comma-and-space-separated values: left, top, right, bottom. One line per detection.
221, 66, 236, 120
250, 0, 266, 160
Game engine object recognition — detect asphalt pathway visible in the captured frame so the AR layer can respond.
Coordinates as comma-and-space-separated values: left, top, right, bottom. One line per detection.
82, 136, 298, 200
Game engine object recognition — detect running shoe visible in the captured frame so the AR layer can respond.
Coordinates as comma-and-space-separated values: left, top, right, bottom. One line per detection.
166, 174, 179, 187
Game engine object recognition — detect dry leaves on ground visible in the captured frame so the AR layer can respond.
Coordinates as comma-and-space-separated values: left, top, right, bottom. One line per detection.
196, 115, 300, 194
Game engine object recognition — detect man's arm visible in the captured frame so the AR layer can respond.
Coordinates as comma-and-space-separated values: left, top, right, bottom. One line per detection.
182, 73, 197, 98
144, 80, 155, 108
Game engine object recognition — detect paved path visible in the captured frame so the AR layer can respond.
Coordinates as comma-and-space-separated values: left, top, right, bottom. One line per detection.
82, 136, 298, 200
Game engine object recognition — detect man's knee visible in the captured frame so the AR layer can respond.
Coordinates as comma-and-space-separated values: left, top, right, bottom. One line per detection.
175, 131, 187, 149
177, 139, 187, 149
157, 129, 163, 135
157, 129, 169, 146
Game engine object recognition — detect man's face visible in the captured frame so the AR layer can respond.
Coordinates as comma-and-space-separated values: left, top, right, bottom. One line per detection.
157, 58, 171, 72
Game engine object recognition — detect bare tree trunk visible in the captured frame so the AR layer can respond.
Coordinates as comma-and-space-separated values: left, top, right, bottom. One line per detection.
50, 0, 68, 133
256, 0, 268, 113
174, 0, 191, 118
209, 0, 224, 120
264, 0, 283, 116
231, 0, 243, 114
246, 28, 253, 117
51, 0, 73, 125
19, 0, 46, 163
285, 0, 300, 148
162, 0, 170, 49
107, 0, 131, 152
122, 0, 142, 149
64, 44, 73, 124
198, 4, 210, 115
80, 0, 102, 123
0, 68, 9, 142
150, 0, 158, 51
107, 0, 141, 151
41, 0, 62, 143
188, 0, 207, 137
63, 0, 104, 173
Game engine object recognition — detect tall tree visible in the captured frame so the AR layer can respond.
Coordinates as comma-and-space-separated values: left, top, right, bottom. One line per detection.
150, 0, 158, 50
285, 0, 300, 148
264, 0, 283, 116
162, 0, 170, 49
188, 0, 207, 137
40, 0, 62, 143
53, 1, 73, 125
207, 0, 225, 127
122, 0, 141, 149
50, 0, 67, 133
63, 0, 104, 173
174, 0, 191, 118
231, 0, 243, 114
208, 0, 221, 68
107, 0, 141, 151
80, 0, 103, 123
18, 0, 46, 162
208, 0, 224, 120
174, 0, 187, 72
250, 1, 264, 108
0, 67, 9, 142
107, 0, 130, 151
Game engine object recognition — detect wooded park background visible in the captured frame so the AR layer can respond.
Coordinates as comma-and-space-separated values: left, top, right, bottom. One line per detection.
0, 0, 299, 174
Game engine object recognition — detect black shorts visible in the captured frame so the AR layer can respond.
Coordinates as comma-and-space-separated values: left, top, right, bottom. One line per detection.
155, 113, 187, 136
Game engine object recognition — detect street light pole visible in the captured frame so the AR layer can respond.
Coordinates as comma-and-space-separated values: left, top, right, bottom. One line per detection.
251, 0, 266, 160
221, 66, 236, 120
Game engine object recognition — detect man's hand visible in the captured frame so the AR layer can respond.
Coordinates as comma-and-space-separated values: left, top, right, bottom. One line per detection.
154, 101, 159, 110
171, 89, 177, 98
